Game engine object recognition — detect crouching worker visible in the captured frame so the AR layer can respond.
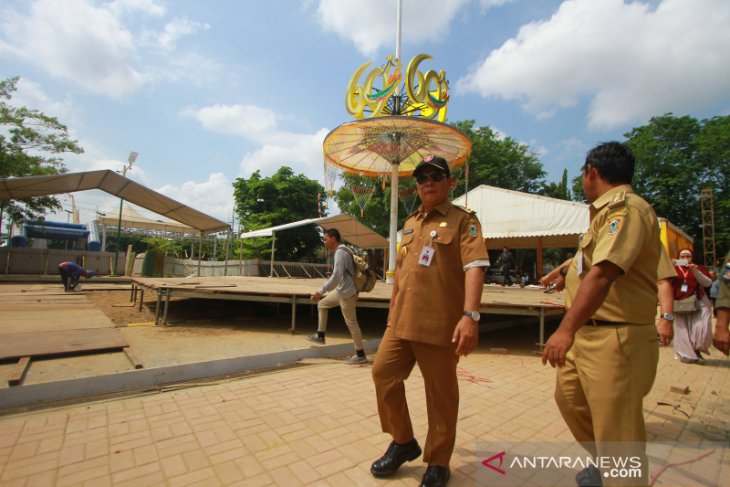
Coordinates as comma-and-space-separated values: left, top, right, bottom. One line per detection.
58, 261, 95, 292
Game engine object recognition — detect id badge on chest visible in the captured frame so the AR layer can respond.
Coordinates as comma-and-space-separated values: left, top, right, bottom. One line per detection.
419, 246, 434, 266
419, 230, 437, 266
680, 283, 688, 293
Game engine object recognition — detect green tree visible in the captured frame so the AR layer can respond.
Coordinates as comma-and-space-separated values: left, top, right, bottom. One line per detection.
0, 77, 83, 231
539, 168, 571, 200
453, 120, 546, 195
624, 113, 729, 259
233, 167, 325, 260
334, 173, 393, 236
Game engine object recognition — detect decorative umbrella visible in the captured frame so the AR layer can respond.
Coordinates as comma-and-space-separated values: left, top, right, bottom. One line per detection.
322, 0, 472, 282
323, 115, 471, 282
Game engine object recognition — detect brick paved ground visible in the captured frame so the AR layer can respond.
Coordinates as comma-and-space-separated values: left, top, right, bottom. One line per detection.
0, 345, 728, 486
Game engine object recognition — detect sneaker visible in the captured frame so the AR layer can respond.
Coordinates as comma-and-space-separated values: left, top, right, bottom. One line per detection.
306, 334, 325, 345
345, 355, 368, 365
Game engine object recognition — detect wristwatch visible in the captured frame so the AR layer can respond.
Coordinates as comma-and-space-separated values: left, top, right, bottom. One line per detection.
559, 266, 568, 277
661, 313, 674, 321
464, 310, 481, 321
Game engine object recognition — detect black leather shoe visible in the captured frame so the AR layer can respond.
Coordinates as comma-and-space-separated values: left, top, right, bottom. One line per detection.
576, 466, 603, 486
420, 465, 450, 487
370, 439, 422, 478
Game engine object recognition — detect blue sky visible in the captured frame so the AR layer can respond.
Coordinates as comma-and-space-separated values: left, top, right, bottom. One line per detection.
2, 0, 729, 228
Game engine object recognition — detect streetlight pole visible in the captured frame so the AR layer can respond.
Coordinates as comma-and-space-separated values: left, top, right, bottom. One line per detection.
112, 151, 138, 276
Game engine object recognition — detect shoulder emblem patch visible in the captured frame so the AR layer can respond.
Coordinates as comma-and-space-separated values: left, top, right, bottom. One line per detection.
608, 218, 622, 235
469, 224, 478, 237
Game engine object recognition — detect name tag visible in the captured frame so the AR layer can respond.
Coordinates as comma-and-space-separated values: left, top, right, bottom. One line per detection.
419, 245, 435, 266
680, 283, 688, 293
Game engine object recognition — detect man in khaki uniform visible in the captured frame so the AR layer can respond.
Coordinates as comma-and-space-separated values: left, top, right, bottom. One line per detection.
713, 250, 730, 355
370, 156, 489, 487
542, 142, 662, 487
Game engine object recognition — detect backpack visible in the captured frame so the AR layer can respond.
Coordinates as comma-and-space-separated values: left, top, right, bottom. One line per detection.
339, 245, 377, 293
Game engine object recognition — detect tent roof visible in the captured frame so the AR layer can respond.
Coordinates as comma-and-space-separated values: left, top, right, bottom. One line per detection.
96, 204, 198, 234
240, 214, 388, 249
0, 170, 229, 235
452, 185, 589, 249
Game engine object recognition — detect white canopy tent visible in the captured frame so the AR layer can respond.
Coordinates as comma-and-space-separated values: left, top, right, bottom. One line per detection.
452, 185, 589, 249
240, 214, 388, 277
0, 170, 230, 276
96, 204, 198, 235
452, 185, 589, 275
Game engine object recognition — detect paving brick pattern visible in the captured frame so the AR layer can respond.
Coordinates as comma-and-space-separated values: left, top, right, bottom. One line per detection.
0, 347, 728, 486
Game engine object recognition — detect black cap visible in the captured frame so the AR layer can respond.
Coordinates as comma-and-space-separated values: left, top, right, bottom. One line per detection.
413, 155, 450, 178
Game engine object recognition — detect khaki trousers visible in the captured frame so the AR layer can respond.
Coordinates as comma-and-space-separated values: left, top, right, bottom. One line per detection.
372, 326, 460, 467
555, 324, 659, 487
317, 290, 363, 350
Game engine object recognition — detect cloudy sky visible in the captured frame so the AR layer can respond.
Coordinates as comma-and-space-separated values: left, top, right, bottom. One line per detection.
2, 0, 729, 228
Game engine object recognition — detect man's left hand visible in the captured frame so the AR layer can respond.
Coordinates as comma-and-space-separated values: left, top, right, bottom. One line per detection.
541, 329, 574, 368
452, 317, 479, 356
657, 318, 673, 346
311, 292, 322, 301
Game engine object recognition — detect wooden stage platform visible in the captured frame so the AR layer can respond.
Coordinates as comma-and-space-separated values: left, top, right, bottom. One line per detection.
131, 276, 566, 345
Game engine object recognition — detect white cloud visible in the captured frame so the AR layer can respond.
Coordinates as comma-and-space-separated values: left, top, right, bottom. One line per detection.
182, 104, 278, 139
156, 172, 234, 222
0, 0, 144, 98
108, 0, 166, 17
239, 128, 329, 181
0, 0, 216, 98
458, 0, 730, 130
10, 78, 74, 121
155, 18, 209, 51
183, 103, 329, 182
316, 0, 470, 56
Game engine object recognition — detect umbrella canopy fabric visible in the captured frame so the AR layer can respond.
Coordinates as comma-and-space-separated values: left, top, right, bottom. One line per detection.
240, 214, 388, 249
0, 170, 229, 235
323, 115, 471, 177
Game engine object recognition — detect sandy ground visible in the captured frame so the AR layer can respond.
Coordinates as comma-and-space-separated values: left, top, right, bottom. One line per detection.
0, 284, 556, 388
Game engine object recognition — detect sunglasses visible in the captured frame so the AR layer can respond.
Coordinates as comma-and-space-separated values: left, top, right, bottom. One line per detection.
416, 172, 446, 184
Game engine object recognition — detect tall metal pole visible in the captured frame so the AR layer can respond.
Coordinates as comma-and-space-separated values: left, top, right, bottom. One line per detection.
396, 0, 402, 61
386, 0, 404, 284
113, 152, 137, 276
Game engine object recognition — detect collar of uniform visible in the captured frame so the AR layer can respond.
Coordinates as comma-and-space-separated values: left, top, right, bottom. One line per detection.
590, 184, 633, 210
417, 199, 453, 219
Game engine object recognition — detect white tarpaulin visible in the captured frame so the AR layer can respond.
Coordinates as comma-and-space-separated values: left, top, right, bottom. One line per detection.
240, 214, 388, 249
95, 204, 197, 234
452, 185, 589, 249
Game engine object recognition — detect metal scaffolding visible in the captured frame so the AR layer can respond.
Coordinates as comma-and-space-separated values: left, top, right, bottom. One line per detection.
700, 188, 716, 270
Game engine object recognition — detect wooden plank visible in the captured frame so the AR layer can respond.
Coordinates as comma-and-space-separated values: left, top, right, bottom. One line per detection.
8, 356, 31, 386
0, 329, 128, 360
122, 347, 144, 369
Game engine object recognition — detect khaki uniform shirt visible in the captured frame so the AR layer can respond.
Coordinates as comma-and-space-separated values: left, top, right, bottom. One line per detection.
565, 185, 662, 324
657, 246, 677, 281
389, 200, 489, 346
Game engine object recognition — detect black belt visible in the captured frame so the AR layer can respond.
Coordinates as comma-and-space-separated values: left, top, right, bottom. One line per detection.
589, 319, 622, 326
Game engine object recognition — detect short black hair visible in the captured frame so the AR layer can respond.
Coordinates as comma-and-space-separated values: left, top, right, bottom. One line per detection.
323, 228, 341, 242
583, 141, 635, 185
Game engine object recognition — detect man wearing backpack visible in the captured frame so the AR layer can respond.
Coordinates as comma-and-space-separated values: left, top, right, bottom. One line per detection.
307, 228, 367, 365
